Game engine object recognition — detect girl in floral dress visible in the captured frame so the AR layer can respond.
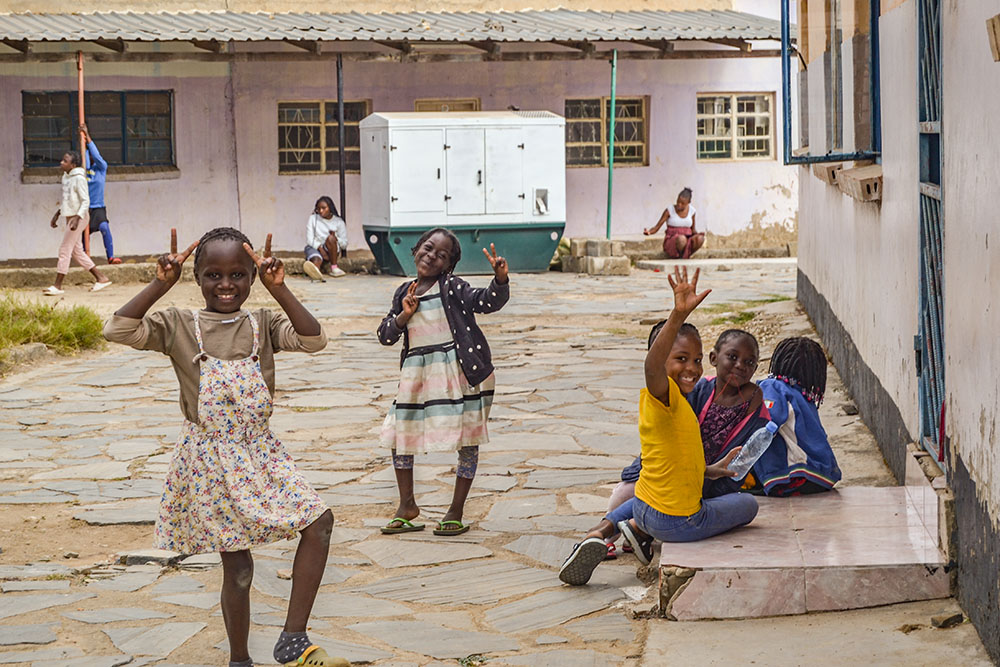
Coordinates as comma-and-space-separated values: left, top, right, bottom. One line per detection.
104, 227, 346, 667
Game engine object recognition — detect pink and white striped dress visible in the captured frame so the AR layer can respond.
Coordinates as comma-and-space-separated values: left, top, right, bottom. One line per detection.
379, 288, 495, 454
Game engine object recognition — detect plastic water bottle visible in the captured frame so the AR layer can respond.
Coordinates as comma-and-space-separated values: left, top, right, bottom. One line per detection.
727, 421, 779, 480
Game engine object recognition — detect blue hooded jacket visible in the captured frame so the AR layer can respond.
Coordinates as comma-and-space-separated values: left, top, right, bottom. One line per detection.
85, 140, 107, 208
752, 378, 842, 495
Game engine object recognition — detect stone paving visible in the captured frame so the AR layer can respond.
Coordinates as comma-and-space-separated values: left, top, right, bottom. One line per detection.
0, 263, 918, 666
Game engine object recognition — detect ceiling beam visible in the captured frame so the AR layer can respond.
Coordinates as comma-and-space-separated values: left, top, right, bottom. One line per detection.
552, 40, 596, 58
705, 38, 752, 52
191, 39, 224, 53
283, 39, 321, 54
633, 39, 674, 54
2, 38, 30, 53
463, 40, 502, 60
92, 38, 127, 53
0, 47, 780, 64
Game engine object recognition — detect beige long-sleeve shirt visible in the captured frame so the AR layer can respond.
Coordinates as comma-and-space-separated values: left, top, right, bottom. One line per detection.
103, 307, 327, 423
60, 167, 90, 218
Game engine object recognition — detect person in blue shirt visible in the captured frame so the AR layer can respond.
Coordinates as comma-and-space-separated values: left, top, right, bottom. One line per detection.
80, 124, 121, 264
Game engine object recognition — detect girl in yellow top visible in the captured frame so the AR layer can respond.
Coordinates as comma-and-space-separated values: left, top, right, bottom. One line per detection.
559, 267, 758, 585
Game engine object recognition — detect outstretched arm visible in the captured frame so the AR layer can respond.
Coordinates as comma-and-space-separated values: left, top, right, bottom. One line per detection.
116, 228, 197, 319
644, 267, 711, 404
243, 233, 321, 337
644, 209, 670, 236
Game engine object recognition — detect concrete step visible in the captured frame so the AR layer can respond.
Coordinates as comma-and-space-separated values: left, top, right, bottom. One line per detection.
612, 235, 794, 261
657, 487, 948, 620
0, 250, 378, 288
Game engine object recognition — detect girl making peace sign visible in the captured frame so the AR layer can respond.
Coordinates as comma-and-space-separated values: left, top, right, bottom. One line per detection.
103, 227, 346, 667
378, 228, 510, 537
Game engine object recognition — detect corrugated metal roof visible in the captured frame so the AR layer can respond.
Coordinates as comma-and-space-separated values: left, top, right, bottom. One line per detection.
0, 9, 785, 44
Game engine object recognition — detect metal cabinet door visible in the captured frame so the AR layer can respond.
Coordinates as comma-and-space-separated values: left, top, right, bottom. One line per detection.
445, 128, 486, 215
390, 129, 445, 213
485, 128, 524, 214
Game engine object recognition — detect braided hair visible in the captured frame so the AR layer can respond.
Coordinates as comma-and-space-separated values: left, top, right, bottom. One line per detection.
769, 337, 828, 405
647, 320, 700, 350
411, 227, 462, 273
193, 227, 254, 278
714, 329, 758, 355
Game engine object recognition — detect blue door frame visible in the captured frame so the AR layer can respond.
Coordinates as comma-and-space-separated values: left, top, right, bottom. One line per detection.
916, 0, 946, 468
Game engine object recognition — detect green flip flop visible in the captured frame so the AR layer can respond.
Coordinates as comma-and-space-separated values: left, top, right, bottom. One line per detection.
381, 517, 425, 534
434, 520, 471, 536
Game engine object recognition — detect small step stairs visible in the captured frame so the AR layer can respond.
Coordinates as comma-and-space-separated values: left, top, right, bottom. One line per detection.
657, 486, 948, 620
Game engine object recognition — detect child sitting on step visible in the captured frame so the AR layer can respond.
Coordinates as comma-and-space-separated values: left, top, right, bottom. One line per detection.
559, 267, 758, 585
753, 336, 842, 495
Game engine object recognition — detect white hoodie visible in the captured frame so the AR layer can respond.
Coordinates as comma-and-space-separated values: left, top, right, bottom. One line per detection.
306, 213, 347, 251
61, 166, 90, 218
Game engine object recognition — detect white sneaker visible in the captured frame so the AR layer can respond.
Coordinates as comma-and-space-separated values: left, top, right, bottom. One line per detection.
302, 260, 325, 281
91, 280, 112, 292
42, 286, 64, 296
329, 265, 346, 277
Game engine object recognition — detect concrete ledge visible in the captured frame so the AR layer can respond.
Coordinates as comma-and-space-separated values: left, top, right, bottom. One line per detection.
0, 251, 378, 288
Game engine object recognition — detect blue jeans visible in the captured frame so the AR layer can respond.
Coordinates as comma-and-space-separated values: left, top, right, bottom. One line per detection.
619, 494, 758, 543
90, 221, 114, 259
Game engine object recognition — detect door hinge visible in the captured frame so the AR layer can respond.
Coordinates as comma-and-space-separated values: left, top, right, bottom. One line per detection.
518, 193, 526, 199
444, 144, 451, 150
444, 195, 452, 201
390, 145, 397, 151
517, 143, 525, 149
391, 196, 398, 202
914, 334, 923, 375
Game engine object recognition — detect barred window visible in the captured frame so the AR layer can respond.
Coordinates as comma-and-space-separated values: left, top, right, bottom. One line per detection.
565, 96, 648, 168
697, 93, 774, 161
22, 90, 173, 167
278, 100, 369, 174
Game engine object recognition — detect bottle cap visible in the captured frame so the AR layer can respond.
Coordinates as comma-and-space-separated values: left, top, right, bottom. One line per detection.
766, 421, 778, 434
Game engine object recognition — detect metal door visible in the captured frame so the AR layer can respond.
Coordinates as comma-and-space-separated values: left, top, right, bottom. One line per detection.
485, 128, 524, 214
916, 0, 945, 466
390, 129, 445, 213
445, 129, 486, 215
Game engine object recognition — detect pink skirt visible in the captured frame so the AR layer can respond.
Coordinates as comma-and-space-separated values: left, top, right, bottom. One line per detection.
664, 226, 694, 259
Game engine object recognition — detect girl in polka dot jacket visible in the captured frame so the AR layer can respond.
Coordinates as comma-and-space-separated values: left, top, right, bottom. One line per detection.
377, 227, 510, 537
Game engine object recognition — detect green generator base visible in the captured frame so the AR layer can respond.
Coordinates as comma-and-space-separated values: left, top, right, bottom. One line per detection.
363, 223, 566, 276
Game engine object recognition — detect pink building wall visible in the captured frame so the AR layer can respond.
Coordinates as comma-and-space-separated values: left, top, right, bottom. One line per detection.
1, 56, 795, 260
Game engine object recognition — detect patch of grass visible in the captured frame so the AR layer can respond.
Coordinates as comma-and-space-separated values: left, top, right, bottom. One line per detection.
605, 327, 629, 336
0, 292, 104, 363
710, 311, 757, 326
458, 657, 489, 667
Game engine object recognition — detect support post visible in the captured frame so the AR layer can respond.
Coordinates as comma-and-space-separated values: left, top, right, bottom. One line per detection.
77, 51, 90, 254
606, 49, 617, 241
337, 53, 346, 222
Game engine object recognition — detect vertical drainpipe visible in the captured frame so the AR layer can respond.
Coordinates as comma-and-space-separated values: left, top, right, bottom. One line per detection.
227, 44, 243, 231
869, 0, 881, 156
337, 53, 347, 221
606, 48, 618, 241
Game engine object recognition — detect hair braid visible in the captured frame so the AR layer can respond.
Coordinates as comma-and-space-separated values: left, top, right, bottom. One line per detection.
769, 337, 828, 404
193, 227, 253, 275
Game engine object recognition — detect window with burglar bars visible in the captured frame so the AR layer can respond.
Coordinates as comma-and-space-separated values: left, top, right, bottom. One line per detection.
565, 96, 648, 167
278, 100, 369, 174
696, 93, 775, 161
22, 91, 173, 167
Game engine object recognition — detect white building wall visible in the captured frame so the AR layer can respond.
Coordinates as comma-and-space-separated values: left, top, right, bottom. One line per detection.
797, 0, 920, 437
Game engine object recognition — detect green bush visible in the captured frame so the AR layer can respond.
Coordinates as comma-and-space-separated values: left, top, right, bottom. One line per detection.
0, 292, 104, 362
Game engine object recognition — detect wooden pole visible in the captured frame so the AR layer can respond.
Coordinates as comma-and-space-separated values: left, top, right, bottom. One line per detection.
77, 51, 90, 254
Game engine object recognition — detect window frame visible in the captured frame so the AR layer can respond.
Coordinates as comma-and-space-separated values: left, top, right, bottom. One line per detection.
565, 95, 650, 169
277, 99, 371, 176
21, 89, 175, 168
696, 92, 776, 162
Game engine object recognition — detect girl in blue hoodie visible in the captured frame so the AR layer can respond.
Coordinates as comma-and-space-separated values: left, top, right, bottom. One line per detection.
753, 337, 841, 495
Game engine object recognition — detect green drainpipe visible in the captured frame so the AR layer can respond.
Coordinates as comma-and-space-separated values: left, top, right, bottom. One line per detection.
606, 49, 618, 241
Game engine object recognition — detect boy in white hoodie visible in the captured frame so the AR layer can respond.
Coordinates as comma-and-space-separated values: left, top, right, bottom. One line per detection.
44, 151, 111, 295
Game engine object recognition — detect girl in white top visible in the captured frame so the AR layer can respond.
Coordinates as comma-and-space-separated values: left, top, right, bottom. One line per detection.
644, 187, 706, 259
303, 196, 348, 279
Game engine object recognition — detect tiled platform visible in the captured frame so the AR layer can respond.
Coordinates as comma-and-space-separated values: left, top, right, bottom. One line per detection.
658, 487, 949, 620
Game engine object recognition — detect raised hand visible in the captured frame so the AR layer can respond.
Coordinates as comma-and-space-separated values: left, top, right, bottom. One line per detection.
157, 228, 198, 286
243, 233, 284, 289
482, 243, 509, 283
667, 266, 711, 316
396, 281, 419, 327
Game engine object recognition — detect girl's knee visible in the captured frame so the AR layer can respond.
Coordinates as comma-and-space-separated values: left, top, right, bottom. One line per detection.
456, 446, 479, 479
739, 494, 759, 524
304, 509, 334, 541
222, 551, 254, 589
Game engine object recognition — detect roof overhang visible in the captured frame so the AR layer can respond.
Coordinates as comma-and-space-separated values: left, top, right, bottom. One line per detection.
0, 9, 793, 63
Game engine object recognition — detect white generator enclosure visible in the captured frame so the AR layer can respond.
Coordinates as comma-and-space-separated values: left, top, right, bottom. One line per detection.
360, 111, 566, 275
